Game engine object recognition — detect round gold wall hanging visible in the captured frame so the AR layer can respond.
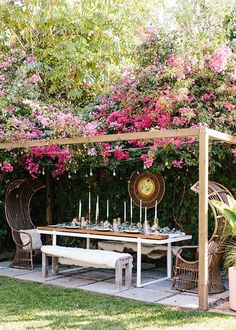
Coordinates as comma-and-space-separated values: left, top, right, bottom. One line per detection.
128, 171, 165, 208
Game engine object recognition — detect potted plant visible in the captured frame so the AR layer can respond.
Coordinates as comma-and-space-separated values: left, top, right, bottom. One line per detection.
212, 195, 236, 311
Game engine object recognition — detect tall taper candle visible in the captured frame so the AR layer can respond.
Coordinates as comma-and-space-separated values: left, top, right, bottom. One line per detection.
88, 191, 91, 222
89, 191, 91, 212
107, 199, 109, 220
79, 200, 82, 220
140, 199, 142, 223
145, 206, 147, 222
124, 201, 126, 221
95, 203, 98, 224
97, 196, 99, 222
154, 200, 157, 220
130, 197, 133, 224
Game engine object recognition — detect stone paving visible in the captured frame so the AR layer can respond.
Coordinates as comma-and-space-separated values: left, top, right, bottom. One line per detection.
0, 260, 235, 315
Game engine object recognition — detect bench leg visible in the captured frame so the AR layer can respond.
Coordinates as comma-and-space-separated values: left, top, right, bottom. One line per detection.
42, 252, 48, 278
115, 260, 123, 290
52, 257, 59, 276
125, 258, 132, 288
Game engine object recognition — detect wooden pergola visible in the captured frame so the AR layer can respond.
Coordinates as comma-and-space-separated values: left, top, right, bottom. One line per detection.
1, 127, 235, 310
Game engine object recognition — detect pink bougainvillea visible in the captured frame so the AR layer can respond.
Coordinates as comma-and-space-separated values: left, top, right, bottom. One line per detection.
209, 45, 232, 73
172, 159, 184, 169
1, 161, 13, 172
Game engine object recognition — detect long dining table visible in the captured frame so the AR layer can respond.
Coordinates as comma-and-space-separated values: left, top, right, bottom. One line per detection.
37, 226, 192, 288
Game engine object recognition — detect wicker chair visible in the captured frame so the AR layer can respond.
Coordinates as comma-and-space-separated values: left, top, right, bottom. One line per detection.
5, 179, 45, 270
172, 181, 232, 294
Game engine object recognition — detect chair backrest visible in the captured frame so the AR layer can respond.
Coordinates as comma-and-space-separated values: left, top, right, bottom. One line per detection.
5, 179, 45, 244
191, 181, 233, 250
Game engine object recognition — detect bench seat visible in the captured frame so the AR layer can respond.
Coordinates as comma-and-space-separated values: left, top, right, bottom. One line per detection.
41, 245, 133, 290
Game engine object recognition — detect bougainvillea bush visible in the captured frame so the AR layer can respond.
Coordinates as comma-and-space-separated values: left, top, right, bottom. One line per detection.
0, 33, 235, 179
0, 33, 235, 241
87, 36, 236, 173
0, 49, 99, 178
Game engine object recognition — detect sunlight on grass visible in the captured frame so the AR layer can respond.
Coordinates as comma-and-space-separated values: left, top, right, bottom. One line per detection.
0, 277, 235, 330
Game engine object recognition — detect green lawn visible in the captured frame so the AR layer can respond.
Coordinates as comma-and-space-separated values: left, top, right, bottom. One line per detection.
0, 277, 235, 330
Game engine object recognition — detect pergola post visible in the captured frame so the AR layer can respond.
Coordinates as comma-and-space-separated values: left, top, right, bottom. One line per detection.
198, 127, 209, 310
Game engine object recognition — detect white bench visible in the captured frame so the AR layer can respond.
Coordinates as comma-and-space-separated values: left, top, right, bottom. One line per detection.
41, 245, 133, 290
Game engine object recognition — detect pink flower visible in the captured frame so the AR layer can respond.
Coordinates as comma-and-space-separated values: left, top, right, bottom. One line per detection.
141, 154, 154, 168
209, 45, 232, 73
87, 148, 97, 156
167, 55, 179, 67
232, 148, 236, 157
114, 145, 129, 161
1, 161, 13, 172
172, 159, 184, 169
203, 93, 216, 101
31, 74, 41, 83
222, 102, 235, 110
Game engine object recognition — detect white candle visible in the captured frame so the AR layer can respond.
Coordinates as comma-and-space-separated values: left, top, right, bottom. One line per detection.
107, 199, 109, 220
124, 201, 126, 221
154, 200, 157, 220
96, 196, 99, 222
79, 200, 82, 220
140, 199, 142, 223
130, 197, 133, 224
89, 191, 91, 213
145, 207, 147, 222
95, 202, 98, 224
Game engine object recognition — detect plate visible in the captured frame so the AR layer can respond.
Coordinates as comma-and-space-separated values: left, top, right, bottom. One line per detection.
123, 230, 140, 234
48, 224, 65, 227
95, 228, 112, 232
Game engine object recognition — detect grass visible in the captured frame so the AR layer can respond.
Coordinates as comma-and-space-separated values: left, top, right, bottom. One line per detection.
0, 276, 235, 330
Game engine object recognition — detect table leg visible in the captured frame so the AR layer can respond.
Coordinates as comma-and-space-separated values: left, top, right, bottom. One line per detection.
86, 237, 90, 249
167, 242, 172, 278
52, 233, 57, 246
137, 238, 142, 287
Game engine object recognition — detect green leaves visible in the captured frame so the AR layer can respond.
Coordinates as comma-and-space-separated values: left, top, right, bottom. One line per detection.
212, 196, 236, 235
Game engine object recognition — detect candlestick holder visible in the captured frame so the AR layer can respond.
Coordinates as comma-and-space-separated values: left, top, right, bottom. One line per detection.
152, 218, 160, 232
144, 220, 150, 234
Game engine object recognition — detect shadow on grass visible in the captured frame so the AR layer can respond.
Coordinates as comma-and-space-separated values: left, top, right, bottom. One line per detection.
0, 276, 234, 330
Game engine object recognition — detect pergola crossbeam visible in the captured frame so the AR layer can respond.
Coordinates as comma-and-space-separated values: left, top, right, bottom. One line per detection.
208, 129, 236, 144
0, 128, 200, 150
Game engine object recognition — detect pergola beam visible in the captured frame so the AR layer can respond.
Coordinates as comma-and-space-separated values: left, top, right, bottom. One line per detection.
0, 128, 199, 150
208, 129, 236, 144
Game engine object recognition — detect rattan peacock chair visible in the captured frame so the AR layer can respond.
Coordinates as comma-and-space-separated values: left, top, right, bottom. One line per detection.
5, 178, 45, 270
172, 181, 233, 294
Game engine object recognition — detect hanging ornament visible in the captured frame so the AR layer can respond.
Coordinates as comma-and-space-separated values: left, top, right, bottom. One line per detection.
68, 172, 71, 179
113, 169, 116, 176
90, 167, 93, 176
42, 167, 45, 175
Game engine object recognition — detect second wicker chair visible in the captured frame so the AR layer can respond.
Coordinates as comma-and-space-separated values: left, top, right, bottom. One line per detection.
172, 181, 232, 294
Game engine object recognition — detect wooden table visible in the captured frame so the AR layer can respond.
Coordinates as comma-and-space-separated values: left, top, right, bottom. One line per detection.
37, 226, 192, 287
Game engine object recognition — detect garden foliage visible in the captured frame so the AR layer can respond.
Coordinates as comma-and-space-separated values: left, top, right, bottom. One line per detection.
0, 0, 235, 237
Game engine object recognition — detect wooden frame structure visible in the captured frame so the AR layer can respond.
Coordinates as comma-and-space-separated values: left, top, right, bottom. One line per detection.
1, 127, 235, 310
